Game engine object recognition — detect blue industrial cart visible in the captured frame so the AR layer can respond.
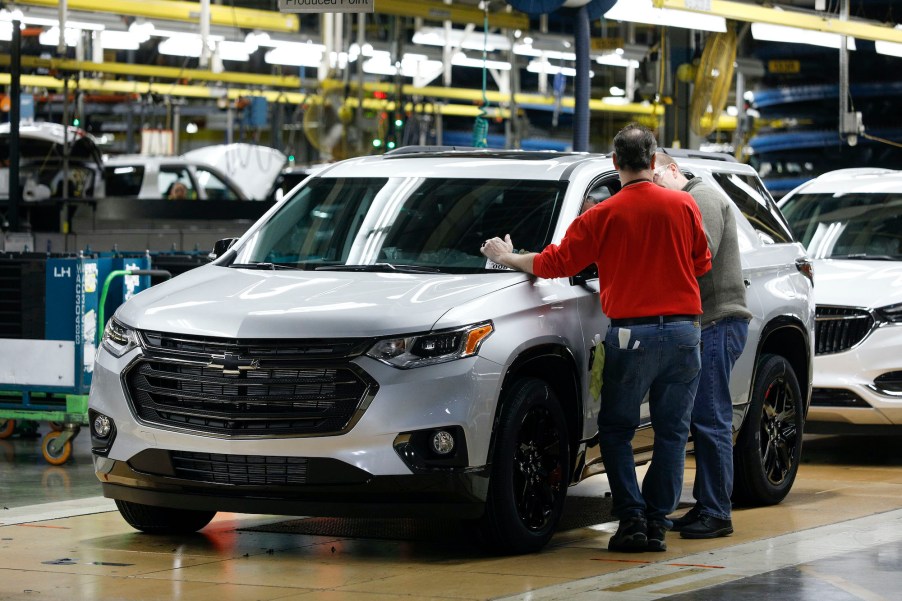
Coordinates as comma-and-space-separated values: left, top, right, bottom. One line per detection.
0, 252, 167, 464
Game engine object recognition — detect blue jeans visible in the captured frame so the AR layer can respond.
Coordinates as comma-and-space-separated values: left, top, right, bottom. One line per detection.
599, 319, 701, 524
690, 317, 749, 520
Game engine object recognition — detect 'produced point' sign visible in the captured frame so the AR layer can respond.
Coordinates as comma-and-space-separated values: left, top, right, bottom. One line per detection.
278, 0, 374, 13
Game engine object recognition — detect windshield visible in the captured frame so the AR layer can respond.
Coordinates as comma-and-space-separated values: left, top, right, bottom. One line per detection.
234, 176, 566, 272
780, 192, 902, 259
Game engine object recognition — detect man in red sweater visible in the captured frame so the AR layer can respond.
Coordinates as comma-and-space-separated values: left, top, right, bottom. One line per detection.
481, 123, 711, 553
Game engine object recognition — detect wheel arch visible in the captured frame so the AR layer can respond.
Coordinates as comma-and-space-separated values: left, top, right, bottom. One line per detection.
754, 315, 812, 415
488, 344, 584, 477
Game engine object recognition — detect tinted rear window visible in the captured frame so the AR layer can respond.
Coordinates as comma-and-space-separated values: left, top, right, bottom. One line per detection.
104, 166, 145, 196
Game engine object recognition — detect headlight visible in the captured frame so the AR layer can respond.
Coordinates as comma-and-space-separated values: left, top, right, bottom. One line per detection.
877, 302, 902, 324
366, 322, 494, 369
101, 318, 139, 357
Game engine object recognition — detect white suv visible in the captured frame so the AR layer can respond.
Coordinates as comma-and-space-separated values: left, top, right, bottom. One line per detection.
89, 148, 814, 554
779, 168, 902, 431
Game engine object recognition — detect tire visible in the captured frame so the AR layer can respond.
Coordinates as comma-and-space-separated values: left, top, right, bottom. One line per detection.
733, 353, 805, 506
115, 500, 216, 534
41, 431, 72, 465
0, 420, 15, 439
477, 378, 570, 555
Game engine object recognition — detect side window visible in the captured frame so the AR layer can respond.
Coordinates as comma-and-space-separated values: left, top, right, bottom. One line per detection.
160, 168, 194, 200
104, 165, 144, 196
195, 168, 241, 201
582, 175, 620, 214
711, 172, 794, 244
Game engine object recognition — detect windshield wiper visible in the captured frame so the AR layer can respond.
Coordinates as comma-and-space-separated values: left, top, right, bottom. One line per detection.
830, 254, 899, 261
229, 262, 298, 270
314, 262, 442, 273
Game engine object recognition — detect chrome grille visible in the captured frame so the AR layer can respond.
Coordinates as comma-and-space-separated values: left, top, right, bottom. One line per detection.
126, 332, 378, 436
815, 306, 874, 355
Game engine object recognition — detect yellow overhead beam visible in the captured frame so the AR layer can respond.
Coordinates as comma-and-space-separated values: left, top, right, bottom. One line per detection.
0, 53, 682, 119
346, 81, 677, 118
373, 0, 528, 31
14, 0, 527, 32
0, 73, 511, 118
0, 55, 304, 89
16, 0, 300, 32
653, 0, 902, 44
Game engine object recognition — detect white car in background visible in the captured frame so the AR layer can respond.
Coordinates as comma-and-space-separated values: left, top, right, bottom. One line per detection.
103, 155, 248, 201
779, 168, 902, 431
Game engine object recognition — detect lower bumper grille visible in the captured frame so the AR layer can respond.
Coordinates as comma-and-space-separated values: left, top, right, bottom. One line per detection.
811, 388, 871, 408
172, 451, 308, 486
873, 371, 902, 394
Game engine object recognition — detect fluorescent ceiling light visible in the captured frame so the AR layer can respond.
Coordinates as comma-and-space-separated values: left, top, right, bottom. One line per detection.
596, 54, 640, 68
412, 26, 511, 52
128, 19, 154, 39
526, 60, 593, 78
875, 40, 902, 57
264, 41, 325, 67
363, 52, 443, 79
452, 52, 511, 71
514, 43, 576, 61
159, 36, 203, 58
605, 0, 726, 33
751, 23, 856, 50
39, 26, 80, 47
100, 30, 140, 50
217, 41, 252, 62
0, 21, 11, 42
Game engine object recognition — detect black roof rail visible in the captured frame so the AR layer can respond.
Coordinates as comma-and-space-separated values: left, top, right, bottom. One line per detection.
384, 145, 481, 156
658, 147, 737, 163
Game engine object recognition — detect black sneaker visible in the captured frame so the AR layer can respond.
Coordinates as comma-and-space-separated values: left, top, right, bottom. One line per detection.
647, 521, 667, 552
679, 514, 734, 539
668, 506, 701, 532
608, 516, 648, 552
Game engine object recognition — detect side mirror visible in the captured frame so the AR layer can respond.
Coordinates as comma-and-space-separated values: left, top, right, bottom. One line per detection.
208, 237, 238, 261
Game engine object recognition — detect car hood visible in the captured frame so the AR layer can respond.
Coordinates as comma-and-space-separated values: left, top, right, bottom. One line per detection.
813, 259, 902, 309
117, 265, 527, 338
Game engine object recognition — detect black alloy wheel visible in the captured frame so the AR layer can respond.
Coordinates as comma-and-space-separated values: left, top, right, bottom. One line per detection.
733, 353, 805, 506
477, 378, 570, 554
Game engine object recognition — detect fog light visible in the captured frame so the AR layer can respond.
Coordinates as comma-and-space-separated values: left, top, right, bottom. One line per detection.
92, 414, 112, 439
431, 430, 455, 455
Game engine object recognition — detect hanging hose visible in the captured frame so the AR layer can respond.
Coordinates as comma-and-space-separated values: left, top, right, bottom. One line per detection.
573, 5, 590, 152
472, 2, 490, 148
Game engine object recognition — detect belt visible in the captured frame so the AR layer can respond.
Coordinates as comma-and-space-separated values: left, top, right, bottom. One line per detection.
610, 315, 698, 327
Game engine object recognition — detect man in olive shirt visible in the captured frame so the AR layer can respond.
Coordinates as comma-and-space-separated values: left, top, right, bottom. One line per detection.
653, 152, 752, 538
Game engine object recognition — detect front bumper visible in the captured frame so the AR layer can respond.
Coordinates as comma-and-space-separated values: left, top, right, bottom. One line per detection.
808, 324, 902, 426
95, 452, 489, 518
89, 338, 505, 514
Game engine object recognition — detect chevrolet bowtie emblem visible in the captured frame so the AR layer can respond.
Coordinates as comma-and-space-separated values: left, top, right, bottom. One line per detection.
207, 352, 259, 376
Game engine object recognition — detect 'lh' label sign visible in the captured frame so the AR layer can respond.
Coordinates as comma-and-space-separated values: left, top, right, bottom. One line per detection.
278, 0, 374, 13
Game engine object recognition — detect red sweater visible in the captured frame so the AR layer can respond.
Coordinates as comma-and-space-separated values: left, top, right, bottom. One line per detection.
533, 181, 711, 319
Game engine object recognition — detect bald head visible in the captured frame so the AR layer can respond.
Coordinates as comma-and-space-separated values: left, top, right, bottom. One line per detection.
613, 123, 657, 172
653, 152, 689, 191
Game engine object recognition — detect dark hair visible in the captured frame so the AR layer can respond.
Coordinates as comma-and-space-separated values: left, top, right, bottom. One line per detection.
613, 123, 657, 171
